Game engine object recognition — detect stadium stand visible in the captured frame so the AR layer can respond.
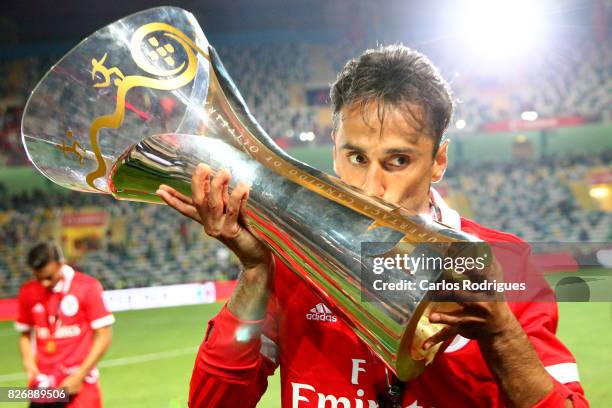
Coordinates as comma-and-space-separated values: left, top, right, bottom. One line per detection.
1, 38, 610, 160
444, 151, 612, 242
0, 190, 241, 298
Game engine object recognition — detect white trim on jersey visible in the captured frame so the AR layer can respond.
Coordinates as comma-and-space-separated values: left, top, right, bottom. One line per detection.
260, 334, 279, 366
91, 314, 116, 329
545, 362, 580, 384
52, 264, 75, 294
14, 321, 32, 333
444, 334, 470, 353
430, 187, 462, 230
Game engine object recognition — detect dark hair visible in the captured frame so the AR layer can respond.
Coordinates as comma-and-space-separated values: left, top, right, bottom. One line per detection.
330, 44, 453, 153
27, 242, 63, 270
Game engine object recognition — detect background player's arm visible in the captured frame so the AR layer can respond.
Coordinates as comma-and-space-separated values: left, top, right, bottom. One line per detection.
60, 277, 115, 394
60, 326, 112, 394
18, 332, 39, 380
16, 288, 39, 380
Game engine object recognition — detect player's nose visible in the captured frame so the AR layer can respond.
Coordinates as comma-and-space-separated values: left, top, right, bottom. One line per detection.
362, 164, 386, 198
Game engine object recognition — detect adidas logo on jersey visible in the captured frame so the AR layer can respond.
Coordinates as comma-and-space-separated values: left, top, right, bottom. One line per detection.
306, 303, 337, 323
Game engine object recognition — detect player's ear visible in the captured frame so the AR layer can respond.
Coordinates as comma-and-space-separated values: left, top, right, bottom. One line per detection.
432, 139, 449, 183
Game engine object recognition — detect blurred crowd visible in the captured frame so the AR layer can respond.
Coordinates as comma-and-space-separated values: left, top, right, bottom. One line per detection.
0, 38, 610, 164
446, 151, 612, 242
0, 189, 241, 298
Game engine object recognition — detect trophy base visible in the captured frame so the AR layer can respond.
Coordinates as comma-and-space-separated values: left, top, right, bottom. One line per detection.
395, 301, 459, 381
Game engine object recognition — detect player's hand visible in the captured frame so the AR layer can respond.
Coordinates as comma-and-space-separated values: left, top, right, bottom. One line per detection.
422, 257, 515, 349
157, 163, 272, 269
24, 362, 40, 380
423, 300, 516, 350
59, 374, 84, 395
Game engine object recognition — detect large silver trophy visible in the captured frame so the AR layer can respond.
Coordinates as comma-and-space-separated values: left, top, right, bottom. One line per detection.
21, 7, 483, 381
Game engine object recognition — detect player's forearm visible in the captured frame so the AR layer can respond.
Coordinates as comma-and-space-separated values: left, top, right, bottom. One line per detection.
189, 305, 278, 407
19, 334, 37, 371
74, 327, 112, 379
227, 259, 274, 320
477, 315, 555, 407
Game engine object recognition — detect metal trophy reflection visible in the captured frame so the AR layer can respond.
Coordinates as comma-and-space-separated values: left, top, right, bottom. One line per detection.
21, 6, 485, 381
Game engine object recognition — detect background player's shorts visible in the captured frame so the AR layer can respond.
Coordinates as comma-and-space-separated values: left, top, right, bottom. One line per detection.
30, 382, 102, 408
68, 382, 102, 408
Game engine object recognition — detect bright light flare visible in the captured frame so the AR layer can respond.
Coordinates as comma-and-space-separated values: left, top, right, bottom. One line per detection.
299, 131, 315, 142
458, 0, 545, 61
521, 111, 538, 121
590, 186, 610, 199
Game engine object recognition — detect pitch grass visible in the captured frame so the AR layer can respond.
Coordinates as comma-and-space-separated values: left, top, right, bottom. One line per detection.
0, 302, 609, 407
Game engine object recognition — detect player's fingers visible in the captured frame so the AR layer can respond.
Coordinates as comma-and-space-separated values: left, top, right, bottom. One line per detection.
430, 304, 466, 317
429, 313, 487, 337
191, 164, 211, 211
222, 182, 249, 236
157, 188, 201, 223
158, 184, 195, 207
27, 368, 40, 380
238, 187, 255, 233
157, 188, 184, 213
206, 169, 230, 234
222, 171, 230, 207
428, 311, 462, 326
456, 300, 489, 310
429, 311, 487, 328
422, 325, 456, 350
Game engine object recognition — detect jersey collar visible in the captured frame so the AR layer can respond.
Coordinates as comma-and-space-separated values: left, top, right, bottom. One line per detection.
52, 264, 75, 294
428, 187, 461, 231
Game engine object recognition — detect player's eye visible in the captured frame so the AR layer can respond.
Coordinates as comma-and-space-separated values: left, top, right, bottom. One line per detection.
347, 152, 368, 166
387, 155, 410, 169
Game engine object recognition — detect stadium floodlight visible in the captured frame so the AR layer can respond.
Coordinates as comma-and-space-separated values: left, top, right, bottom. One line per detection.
456, 0, 546, 62
589, 186, 610, 199
455, 119, 466, 129
521, 111, 538, 121
299, 131, 315, 142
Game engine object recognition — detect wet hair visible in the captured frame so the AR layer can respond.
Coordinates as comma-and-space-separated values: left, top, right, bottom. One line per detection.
26, 242, 63, 270
330, 44, 453, 153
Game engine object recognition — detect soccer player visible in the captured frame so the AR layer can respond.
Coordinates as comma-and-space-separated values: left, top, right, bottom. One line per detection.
15, 242, 114, 407
158, 45, 589, 407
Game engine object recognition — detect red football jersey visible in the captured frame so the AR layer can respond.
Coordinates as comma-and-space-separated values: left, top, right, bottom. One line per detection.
188, 191, 588, 408
15, 265, 115, 385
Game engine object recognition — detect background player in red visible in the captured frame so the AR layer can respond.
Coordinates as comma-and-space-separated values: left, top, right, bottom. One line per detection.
15, 242, 114, 407
158, 45, 589, 407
